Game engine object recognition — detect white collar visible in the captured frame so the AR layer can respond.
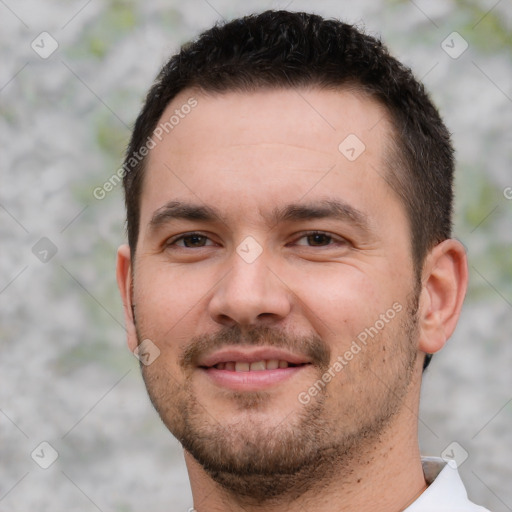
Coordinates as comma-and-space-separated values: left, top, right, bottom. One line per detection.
404, 457, 490, 511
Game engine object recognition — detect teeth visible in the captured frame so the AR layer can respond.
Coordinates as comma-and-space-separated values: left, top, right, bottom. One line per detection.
266, 359, 279, 370
214, 360, 293, 371
249, 360, 266, 371
234, 362, 250, 372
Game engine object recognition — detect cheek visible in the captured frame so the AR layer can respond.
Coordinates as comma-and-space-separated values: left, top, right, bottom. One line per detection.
133, 263, 214, 341
291, 263, 399, 342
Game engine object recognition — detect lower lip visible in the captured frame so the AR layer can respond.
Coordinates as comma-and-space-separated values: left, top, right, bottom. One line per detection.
200, 366, 308, 391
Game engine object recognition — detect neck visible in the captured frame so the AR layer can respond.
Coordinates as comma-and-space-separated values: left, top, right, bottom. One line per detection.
185, 400, 427, 512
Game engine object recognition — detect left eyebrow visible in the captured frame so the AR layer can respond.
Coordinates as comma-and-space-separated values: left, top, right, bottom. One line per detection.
268, 199, 371, 233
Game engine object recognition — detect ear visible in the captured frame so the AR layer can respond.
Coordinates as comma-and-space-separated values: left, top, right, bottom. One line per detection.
417, 239, 468, 355
116, 244, 138, 352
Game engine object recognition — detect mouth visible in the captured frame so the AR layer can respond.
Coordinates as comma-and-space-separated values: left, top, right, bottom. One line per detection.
206, 359, 305, 371
197, 348, 312, 391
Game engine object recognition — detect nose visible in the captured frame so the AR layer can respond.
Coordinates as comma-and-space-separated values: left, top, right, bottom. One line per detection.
208, 248, 292, 328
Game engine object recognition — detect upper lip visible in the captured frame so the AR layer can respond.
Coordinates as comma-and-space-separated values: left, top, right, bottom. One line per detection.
198, 347, 312, 368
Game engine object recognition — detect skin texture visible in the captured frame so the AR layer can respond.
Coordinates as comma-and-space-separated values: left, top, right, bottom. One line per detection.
117, 88, 468, 512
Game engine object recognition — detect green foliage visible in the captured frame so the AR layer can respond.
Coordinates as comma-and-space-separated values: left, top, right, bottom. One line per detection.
456, 0, 512, 53
66, 0, 137, 60
96, 111, 129, 157
459, 170, 499, 229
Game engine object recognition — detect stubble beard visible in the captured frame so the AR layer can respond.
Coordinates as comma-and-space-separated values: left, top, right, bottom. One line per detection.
137, 294, 419, 505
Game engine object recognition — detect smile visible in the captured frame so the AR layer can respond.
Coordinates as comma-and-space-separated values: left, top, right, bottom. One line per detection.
211, 360, 303, 371
198, 347, 312, 391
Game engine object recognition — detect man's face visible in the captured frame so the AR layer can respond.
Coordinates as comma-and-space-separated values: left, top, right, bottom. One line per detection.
124, 88, 421, 497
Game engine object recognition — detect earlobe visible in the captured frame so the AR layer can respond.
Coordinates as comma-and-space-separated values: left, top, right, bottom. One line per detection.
417, 239, 468, 355
116, 244, 138, 352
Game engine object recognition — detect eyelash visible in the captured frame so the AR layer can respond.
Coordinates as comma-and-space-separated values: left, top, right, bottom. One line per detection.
166, 231, 348, 249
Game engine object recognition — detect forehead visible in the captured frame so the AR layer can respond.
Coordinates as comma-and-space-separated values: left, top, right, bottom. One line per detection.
140, 87, 400, 231
150, 86, 389, 163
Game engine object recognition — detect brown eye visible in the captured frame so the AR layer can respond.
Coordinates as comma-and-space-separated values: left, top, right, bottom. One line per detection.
295, 231, 342, 247
168, 233, 214, 248
182, 234, 208, 247
306, 233, 332, 246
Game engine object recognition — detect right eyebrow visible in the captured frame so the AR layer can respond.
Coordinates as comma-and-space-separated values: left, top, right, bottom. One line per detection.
148, 201, 224, 233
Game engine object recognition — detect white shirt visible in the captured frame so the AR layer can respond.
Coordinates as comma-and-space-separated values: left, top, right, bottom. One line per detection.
405, 457, 491, 511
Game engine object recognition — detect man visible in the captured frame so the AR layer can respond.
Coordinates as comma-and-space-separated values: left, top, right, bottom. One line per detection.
116, 10, 489, 511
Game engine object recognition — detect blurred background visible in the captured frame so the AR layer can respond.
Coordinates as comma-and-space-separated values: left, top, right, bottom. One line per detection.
1, 0, 511, 510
